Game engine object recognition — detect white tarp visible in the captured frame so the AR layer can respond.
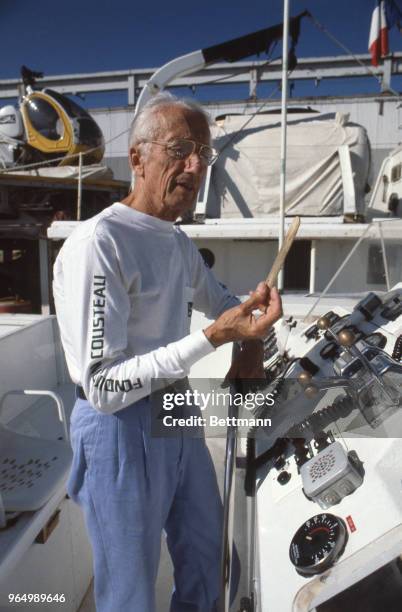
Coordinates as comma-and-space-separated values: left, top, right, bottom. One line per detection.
208, 112, 370, 218
6, 164, 114, 181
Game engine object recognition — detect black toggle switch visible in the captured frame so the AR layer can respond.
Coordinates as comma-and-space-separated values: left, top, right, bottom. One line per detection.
299, 357, 320, 375
354, 292, 382, 321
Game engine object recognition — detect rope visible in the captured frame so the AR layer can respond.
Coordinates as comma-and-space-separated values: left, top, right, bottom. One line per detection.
197, 55, 281, 88
392, 334, 402, 361
0, 124, 132, 174
308, 13, 400, 96
216, 80, 283, 156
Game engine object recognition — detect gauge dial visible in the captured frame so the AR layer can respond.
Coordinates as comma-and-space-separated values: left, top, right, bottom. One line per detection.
289, 513, 348, 577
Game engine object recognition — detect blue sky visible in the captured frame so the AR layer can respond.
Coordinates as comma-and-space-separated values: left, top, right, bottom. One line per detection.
1, 0, 402, 106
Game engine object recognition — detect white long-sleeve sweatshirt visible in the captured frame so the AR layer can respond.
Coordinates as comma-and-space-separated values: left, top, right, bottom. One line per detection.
53, 202, 239, 413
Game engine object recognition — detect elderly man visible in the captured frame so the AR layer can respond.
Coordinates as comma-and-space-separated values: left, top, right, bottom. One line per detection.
53, 92, 282, 612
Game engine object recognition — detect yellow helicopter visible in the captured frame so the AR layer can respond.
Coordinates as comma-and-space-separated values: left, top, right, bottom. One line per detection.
0, 66, 104, 167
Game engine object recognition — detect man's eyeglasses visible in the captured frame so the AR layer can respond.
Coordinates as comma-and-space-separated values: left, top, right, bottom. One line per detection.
144, 138, 219, 166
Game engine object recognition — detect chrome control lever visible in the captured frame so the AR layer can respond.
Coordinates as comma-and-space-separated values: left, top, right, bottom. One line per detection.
317, 316, 400, 409
298, 372, 359, 402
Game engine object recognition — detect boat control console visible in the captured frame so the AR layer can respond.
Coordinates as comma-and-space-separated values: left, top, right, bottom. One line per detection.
242, 285, 402, 611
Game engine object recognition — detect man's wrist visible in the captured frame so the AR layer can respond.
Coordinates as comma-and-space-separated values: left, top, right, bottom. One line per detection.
203, 324, 224, 349
240, 339, 264, 351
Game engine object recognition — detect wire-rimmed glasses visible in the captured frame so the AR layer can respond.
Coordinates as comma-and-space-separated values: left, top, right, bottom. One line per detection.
144, 138, 219, 166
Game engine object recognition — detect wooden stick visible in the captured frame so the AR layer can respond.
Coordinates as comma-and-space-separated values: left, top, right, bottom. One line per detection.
265, 216, 301, 288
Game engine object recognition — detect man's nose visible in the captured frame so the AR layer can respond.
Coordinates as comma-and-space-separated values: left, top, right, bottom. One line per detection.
184, 151, 205, 172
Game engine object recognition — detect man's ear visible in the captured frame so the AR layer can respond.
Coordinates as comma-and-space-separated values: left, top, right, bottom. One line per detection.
129, 146, 145, 177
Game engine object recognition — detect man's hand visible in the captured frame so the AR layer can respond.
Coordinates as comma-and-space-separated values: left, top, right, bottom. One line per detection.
223, 339, 265, 387
204, 282, 282, 348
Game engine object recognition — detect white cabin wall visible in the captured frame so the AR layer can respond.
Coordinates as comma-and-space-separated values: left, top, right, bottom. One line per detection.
313, 239, 390, 294
192, 238, 389, 298
313, 240, 363, 293
193, 237, 361, 296
192, 238, 279, 296
94, 108, 132, 182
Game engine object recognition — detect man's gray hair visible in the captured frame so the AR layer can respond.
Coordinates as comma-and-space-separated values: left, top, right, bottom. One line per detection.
129, 92, 211, 154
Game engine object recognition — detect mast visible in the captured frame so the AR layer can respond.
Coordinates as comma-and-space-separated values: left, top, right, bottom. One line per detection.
278, 0, 290, 291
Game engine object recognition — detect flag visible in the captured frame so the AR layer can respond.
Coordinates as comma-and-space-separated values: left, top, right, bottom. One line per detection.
368, 0, 402, 66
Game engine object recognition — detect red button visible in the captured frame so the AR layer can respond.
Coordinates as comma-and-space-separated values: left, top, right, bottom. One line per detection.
346, 515, 356, 533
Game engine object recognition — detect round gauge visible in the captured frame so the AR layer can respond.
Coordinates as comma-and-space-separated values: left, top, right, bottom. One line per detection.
289, 513, 348, 577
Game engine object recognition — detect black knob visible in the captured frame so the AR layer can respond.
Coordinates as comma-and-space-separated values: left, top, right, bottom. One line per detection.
299, 357, 320, 375
277, 471, 291, 485
355, 292, 382, 321
274, 454, 286, 470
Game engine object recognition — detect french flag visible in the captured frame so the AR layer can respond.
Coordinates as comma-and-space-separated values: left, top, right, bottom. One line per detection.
369, 0, 402, 66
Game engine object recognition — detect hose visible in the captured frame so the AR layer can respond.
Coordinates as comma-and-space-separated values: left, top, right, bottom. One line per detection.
287, 395, 354, 437
392, 334, 402, 362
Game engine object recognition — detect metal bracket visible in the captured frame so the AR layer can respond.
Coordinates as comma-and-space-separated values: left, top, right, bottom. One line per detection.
338, 144, 357, 216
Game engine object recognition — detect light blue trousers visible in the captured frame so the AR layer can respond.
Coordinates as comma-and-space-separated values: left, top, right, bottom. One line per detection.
67, 396, 236, 611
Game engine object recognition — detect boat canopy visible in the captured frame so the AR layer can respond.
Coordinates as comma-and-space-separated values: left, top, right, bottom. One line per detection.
208, 112, 370, 218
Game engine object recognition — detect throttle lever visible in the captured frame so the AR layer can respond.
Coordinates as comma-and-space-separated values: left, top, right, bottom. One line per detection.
317, 316, 400, 408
